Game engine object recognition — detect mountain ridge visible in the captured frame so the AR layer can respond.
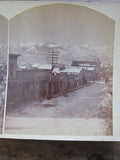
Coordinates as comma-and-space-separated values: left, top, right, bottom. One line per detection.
10, 42, 113, 66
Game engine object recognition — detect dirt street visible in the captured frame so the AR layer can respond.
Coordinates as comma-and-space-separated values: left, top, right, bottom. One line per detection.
5, 81, 112, 136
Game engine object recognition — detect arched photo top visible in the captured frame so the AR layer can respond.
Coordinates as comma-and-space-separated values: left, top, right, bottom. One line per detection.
9, 3, 115, 48
0, 1, 119, 20
9, 2, 116, 21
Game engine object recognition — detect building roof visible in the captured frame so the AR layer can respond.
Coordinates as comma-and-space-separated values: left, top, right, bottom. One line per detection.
38, 64, 52, 70
53, 66, 83, 74
52, 67, 60, 73
52, 65, 95, 74
18, 65, 27, 69
61, 67, 82, 74
87, 67, 95, 71
72, 60, 100, 66
32, 63, 41, 68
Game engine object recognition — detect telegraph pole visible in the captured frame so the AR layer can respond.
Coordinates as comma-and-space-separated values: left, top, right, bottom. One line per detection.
47, 50, 58, 69
47, 48, 58, 99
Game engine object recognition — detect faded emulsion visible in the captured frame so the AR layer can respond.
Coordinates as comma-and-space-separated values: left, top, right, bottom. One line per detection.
5, 4, 114, 136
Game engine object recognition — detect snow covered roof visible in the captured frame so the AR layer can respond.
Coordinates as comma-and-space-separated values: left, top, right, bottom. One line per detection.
52, 67, 60, 73
18, 65, 27, 69
53, 66, 83, 74
39, 64, 52, 70
62, 67, 82, 74
87, 67, 95, 71
79, 64, 96, 67
52, 66, 95, 74
32, 63, 41, 68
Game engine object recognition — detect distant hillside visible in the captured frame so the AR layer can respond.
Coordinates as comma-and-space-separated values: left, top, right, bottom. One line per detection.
10, 42, 113, 66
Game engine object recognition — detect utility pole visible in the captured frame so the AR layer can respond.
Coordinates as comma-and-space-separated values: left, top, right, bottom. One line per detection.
47, 48, 58, 99
47, 50, 58, 69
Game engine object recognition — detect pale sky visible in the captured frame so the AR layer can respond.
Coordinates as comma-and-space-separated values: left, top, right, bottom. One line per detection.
10, 4, 115, 47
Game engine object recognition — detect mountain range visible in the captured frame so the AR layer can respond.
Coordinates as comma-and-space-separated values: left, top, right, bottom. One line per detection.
10, 42, 113, 66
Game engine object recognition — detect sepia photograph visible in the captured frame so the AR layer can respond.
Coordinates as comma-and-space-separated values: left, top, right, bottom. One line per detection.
0, 15, 8, 134
5, 3, 114, 136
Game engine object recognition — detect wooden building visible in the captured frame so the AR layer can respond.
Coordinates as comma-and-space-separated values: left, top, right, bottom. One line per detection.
7, 54, 98, 107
